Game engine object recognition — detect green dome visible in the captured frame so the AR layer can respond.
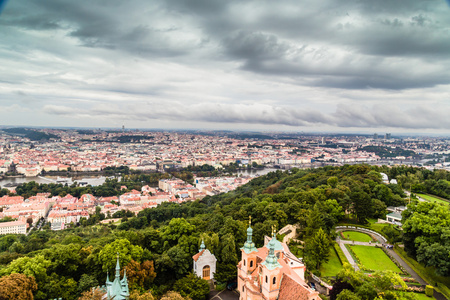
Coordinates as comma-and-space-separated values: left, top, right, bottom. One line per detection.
265, 237, 283, 251
247, 226, 253, 234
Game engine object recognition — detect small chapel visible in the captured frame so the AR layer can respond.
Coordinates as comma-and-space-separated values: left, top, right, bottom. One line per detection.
237, 219, 319, 300
192, 240, 217, 280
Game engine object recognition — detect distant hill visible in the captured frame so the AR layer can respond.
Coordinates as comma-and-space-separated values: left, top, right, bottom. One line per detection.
2, 128, 59, 141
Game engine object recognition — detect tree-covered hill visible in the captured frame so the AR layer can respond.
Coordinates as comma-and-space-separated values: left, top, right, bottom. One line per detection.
2, 128, 59, 141
0, 164, 449, 300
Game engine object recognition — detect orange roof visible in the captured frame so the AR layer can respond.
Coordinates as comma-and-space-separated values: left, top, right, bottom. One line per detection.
278, 274, 314, 300
192, 249, 205, 262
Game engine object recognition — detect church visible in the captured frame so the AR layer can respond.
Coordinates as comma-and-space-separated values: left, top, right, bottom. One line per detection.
193, 240, 217, 280
105, 254, 130, 300
238, 221, 319, 300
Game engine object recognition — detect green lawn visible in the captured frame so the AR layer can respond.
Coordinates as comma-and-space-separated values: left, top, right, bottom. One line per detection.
396, 292, 435, 300
342, 231, 374, 242
416, 194, 450, 206
350, 245, 402, 273
320, 247, 343, 277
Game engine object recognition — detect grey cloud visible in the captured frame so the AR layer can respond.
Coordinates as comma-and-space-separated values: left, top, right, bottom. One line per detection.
3, 0, 450, 131
224, 31, 291, 61
331, 104, 450, 129
42, 101, 450, 130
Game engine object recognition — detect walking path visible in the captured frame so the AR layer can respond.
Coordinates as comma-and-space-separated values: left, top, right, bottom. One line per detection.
335, 227, 447, 300
336, 237, 360, 271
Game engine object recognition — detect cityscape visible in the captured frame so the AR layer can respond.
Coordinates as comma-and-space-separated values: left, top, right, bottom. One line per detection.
1, 0, 450, 300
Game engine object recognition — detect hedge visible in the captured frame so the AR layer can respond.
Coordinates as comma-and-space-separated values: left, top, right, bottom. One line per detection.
333, 242, 348, 265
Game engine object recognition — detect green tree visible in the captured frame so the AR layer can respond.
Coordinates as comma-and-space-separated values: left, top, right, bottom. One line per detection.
327, 176, 338, 188
77, 274, 99, 294
173, 273, 209, 300
129, 290, 155, 300
38, 273, 77, 300
0, 255, 51, 282
402, 201, 450, 275
351, 187, 372, 224
161, 218, 196, 249
41, 243, 83, 278
97, 239, 144, 272
214, 234, 238, 282
304, 227, 330, 270
160, 291, 188, 300
336, 289, 361, 300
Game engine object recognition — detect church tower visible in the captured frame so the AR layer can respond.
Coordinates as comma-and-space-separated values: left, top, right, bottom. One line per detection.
106, 253, 130, 300
238, 217, 258, 297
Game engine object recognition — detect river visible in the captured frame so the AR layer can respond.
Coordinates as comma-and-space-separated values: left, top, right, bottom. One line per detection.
236, 168, 279, 176
0, 175, 110, 189
0, 168, 280, 189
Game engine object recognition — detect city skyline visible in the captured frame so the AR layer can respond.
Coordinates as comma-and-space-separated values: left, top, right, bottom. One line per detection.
1, 0, 450, 134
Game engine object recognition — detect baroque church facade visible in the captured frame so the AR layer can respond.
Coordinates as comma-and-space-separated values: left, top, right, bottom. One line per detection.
238, 222, 319, 300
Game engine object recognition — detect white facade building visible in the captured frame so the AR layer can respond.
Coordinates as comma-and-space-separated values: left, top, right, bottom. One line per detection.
192, 241, 217, 280
0, 221, 27, 235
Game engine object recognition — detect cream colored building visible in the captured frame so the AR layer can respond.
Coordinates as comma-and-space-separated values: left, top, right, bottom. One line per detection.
0, 221, 27, 235
193, 240, 217, 280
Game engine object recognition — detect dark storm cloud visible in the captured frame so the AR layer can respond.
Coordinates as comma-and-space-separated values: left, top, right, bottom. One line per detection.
2, 0, 450, 131
1, 0, 192, 57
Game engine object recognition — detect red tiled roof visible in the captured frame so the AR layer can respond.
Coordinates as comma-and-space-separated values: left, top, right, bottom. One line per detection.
278, 274, 312, 300
192, 249, 205, 262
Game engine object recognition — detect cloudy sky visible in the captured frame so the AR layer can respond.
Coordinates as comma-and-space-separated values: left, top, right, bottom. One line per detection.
1, 0, 450, 134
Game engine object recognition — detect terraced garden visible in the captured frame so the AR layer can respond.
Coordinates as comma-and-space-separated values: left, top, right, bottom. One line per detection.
349, 245, 402, 273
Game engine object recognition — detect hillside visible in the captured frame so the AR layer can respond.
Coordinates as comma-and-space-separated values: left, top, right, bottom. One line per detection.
0, 165, 449, 300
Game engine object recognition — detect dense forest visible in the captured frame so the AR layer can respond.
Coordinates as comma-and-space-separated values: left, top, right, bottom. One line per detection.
0, 164, 449, 300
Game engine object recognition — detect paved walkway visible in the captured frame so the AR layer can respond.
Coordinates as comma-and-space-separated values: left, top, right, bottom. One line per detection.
209, 289, 239, 300
336, 238, 360, 271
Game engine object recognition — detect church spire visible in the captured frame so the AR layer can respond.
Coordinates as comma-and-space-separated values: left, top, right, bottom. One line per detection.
199, 239, 206, 251
242, 216, 257, 253
262, 235, 281, 270
115, 252, 121, 278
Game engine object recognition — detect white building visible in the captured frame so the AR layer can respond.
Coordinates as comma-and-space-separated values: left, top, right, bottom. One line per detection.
0, 221, 27, 235
192, 240, 217, 280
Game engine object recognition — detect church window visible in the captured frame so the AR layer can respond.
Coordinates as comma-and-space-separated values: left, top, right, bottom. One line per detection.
250, 260, 253, 268
273, 277, 276, 285
244, 260, 246, 266
265, 276, 268, 283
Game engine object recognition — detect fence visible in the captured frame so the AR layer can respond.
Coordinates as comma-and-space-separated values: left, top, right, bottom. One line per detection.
335, 225, 387, 243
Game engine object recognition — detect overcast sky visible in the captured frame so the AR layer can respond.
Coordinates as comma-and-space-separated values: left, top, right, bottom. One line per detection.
1, 0, 450, 134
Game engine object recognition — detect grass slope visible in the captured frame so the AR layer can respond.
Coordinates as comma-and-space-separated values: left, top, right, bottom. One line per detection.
320, 247, 343, 277
416, 193, 450, 206
350, 245, 401, 273
397, 292, 435, 300
342, 231, 374, 242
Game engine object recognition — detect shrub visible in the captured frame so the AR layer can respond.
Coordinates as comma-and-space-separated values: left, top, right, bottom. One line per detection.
425, 285, 434, 297
333, 243, 347, 264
